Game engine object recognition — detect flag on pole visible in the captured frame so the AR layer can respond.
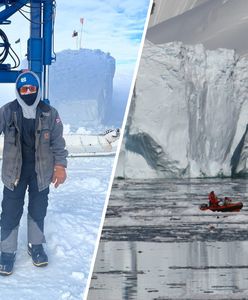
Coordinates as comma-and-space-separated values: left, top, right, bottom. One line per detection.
72, 30, 78, 37
80, 17, 84, 24
15, 38, 21, 44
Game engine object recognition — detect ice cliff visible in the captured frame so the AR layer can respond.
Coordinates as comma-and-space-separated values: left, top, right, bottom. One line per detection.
116, 41, 248, 179
49, 49, 115, 128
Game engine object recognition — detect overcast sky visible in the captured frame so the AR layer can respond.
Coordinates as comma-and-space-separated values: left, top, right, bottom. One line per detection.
3, 0, 151, 69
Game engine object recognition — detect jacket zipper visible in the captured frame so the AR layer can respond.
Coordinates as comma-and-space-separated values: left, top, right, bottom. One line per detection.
13, 112, 21, 186
36, 116, 43, 189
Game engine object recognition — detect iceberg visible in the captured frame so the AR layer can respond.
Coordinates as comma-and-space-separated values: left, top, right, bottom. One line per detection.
116, 41, 248, 179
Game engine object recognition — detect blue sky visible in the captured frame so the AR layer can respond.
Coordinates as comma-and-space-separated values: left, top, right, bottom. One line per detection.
3, 0, 151, 69
56, 0, 151, 68
0, 0, 151, 102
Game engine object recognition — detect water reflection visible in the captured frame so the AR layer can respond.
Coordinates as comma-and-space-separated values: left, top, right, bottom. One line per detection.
90, 240, 248, 299
88, 179, 248, 299
123, 242, 137, 300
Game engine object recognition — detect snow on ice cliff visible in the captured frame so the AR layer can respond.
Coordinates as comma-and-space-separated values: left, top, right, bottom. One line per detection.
116, 41, 248, 179
49, 49, 115, 128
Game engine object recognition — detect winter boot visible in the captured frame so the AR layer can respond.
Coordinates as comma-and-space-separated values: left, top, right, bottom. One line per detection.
0, 252, 16, 276
28, 243, 48, 267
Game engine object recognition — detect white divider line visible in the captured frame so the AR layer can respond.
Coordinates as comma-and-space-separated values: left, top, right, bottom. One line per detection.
83, 1, 154, 299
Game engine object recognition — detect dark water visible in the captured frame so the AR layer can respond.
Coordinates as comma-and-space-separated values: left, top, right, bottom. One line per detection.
87, 178, 248, 300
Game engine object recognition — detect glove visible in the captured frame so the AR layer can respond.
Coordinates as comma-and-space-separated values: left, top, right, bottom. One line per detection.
52, 165, 67, 188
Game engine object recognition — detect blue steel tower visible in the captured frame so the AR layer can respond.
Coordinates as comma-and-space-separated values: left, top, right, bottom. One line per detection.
0, 0, 55, 103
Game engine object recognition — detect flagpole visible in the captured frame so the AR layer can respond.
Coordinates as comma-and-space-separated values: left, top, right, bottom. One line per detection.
79, 22, 83, 49
79, 18, 84, 49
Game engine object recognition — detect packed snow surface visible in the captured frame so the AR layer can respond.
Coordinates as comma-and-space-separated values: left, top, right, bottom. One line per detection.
0, 156, 114, 299
116, 41, 248, 179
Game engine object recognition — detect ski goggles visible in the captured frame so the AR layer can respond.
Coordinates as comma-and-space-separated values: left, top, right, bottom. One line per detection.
19, 85, 37, 94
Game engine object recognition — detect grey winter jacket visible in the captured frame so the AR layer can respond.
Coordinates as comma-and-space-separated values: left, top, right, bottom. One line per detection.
0, 100, 68, 191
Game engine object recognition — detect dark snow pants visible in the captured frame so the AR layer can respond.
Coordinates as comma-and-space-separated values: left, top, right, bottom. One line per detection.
0, 164, 49, 253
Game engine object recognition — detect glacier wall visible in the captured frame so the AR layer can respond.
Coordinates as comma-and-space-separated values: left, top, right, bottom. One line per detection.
116, 41, 248, 179
50, 49, 115, 128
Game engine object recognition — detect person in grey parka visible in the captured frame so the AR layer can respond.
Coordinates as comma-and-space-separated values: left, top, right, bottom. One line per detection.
0, 71, 68, 275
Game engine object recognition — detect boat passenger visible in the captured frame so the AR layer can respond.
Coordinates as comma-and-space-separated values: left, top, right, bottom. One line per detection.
208, 191, 219, 206
223, 197, 232, 205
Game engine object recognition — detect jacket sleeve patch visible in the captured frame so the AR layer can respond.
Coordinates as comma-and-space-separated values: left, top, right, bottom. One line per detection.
44, 132, 50, 140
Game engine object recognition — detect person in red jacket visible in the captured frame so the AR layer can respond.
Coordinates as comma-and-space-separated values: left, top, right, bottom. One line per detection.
208, 191, 219, 206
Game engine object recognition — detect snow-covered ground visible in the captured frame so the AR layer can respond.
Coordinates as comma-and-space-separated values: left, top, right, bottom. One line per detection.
0, 156, 114, 300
